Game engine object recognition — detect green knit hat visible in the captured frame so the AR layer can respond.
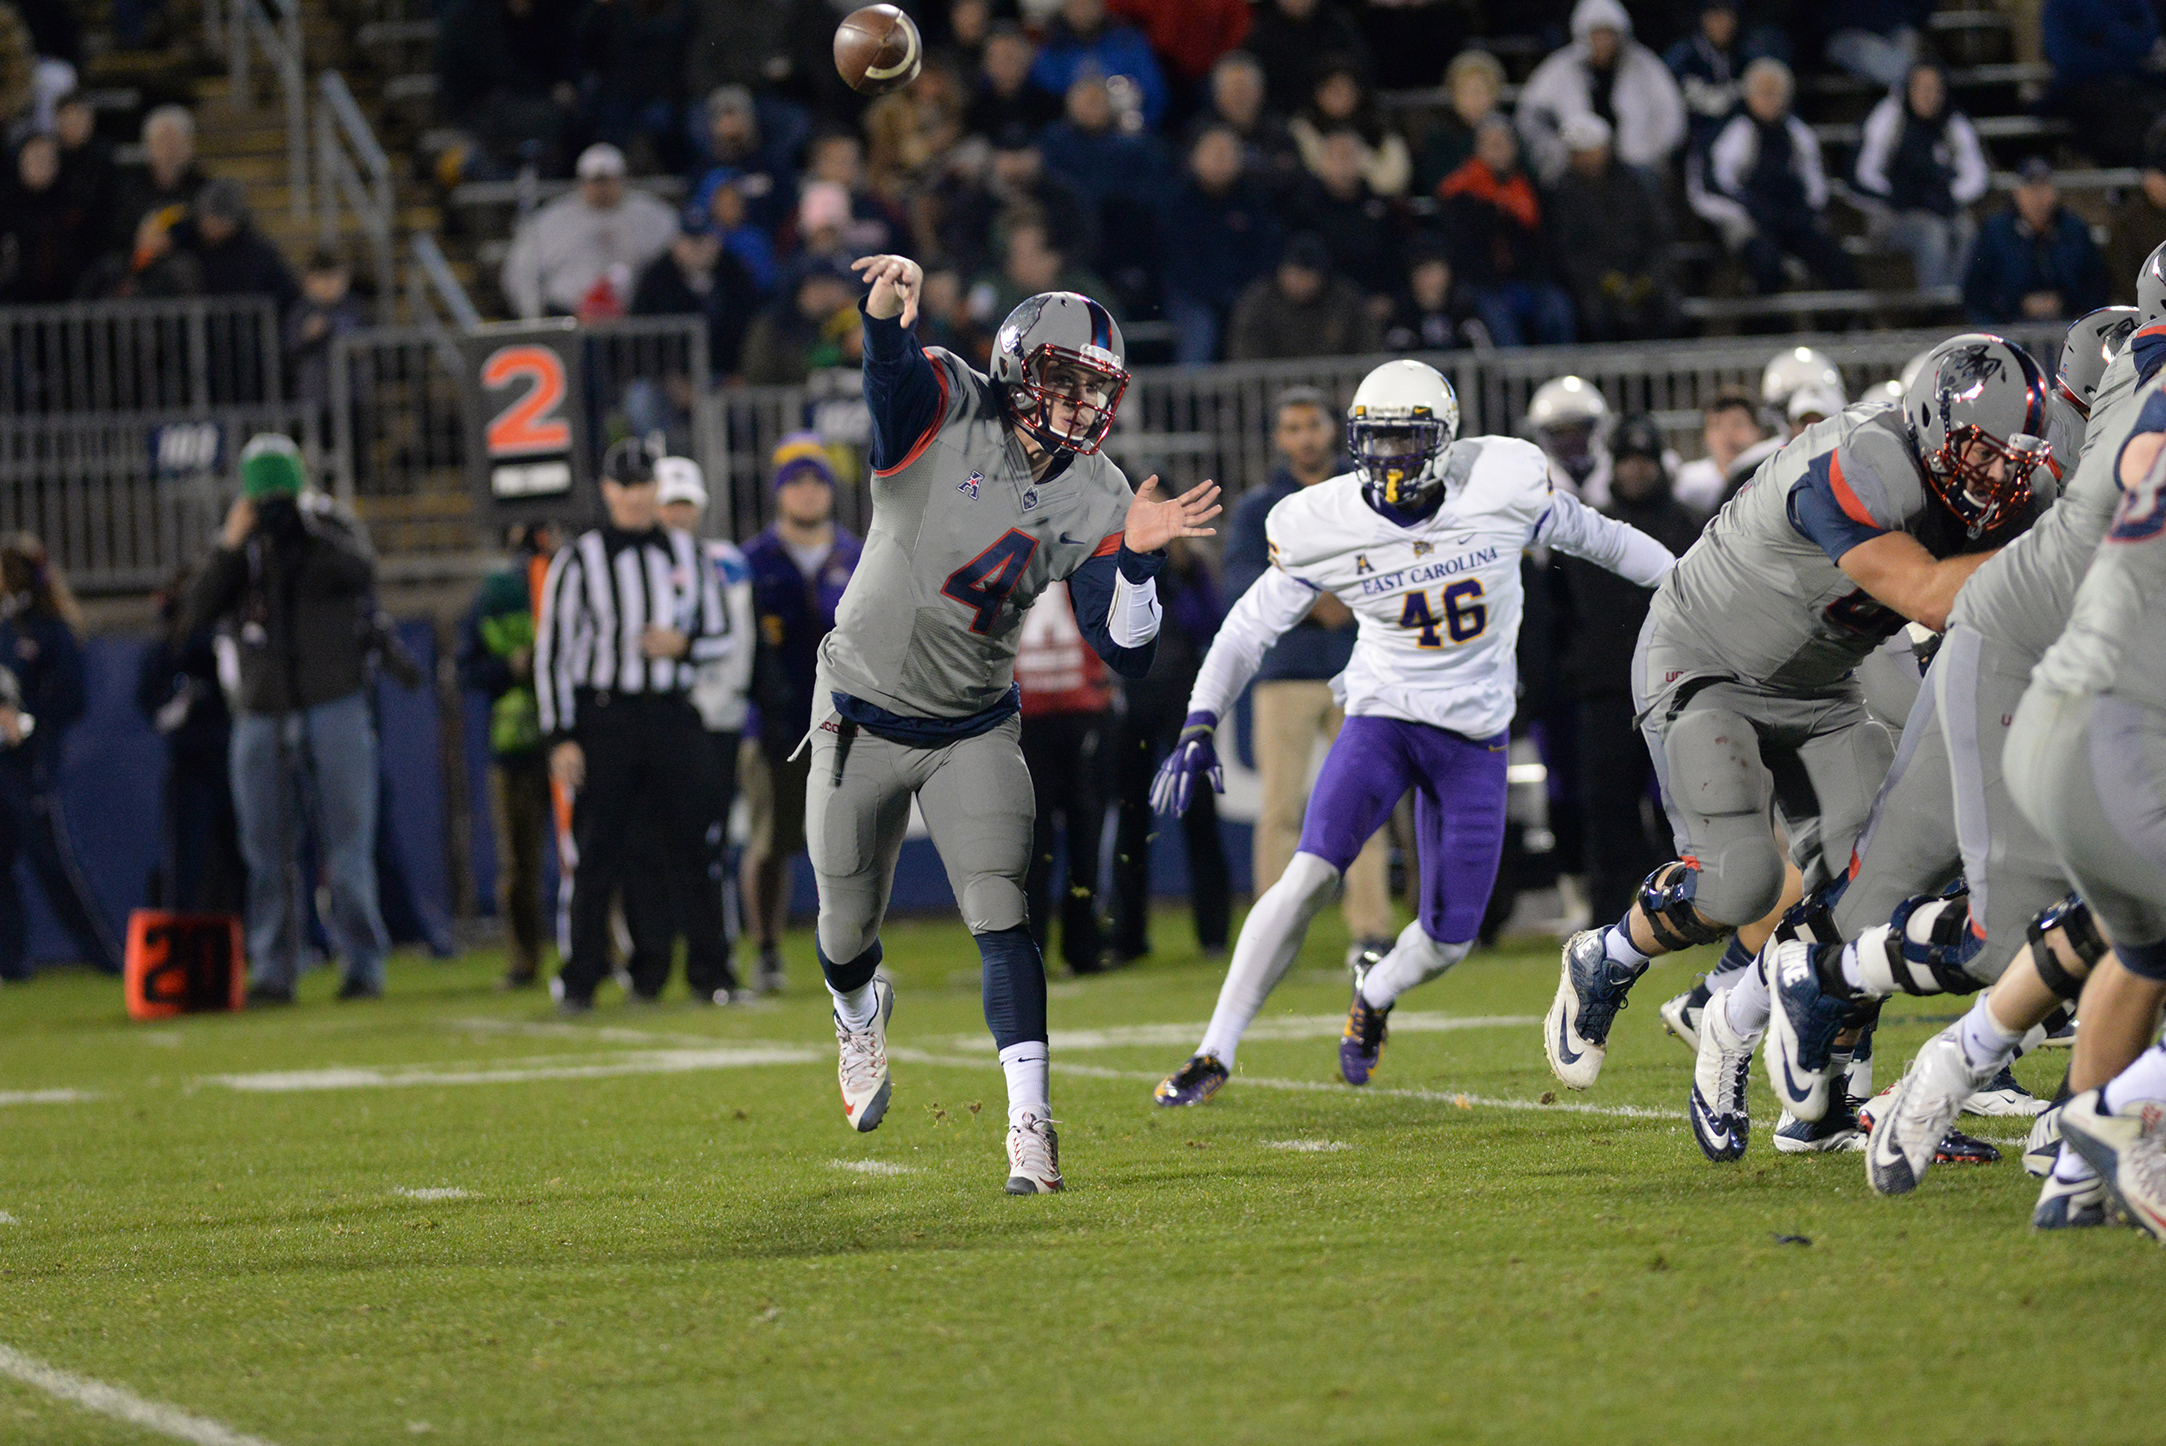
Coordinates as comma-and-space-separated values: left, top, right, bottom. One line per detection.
239, 433, 306, 499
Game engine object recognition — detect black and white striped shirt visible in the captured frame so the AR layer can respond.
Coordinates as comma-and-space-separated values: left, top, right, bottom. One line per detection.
535, 525, 732, 738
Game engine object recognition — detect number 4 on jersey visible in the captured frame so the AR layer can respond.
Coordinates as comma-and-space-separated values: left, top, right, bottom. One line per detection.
1399, 579, 1487, 647
943, 529, 1039, 632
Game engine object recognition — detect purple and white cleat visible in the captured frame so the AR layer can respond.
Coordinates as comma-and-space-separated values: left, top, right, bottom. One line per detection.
1340, 959, 1392, 1086
1154, 1053, 1229, 1107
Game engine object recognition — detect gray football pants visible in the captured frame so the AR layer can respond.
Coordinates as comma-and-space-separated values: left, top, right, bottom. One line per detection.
2008, 686, 2166, 972
1829, 625, 2070, 982
804, 702, 1034, 965
1637, 653, 1895, 926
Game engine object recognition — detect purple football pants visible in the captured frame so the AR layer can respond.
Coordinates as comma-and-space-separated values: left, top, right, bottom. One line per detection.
1294, 714, 1510, 945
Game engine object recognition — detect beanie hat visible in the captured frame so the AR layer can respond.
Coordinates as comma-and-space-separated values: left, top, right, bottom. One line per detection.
770, 432, 836, 490
239, 433, 305, 498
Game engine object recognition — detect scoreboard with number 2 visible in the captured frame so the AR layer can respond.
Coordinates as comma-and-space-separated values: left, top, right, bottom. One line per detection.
457, 320, 594, 526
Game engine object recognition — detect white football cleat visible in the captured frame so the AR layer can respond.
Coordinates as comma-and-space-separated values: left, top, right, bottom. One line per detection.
835, 977, 895, 1133
1864, 1026, 1991, 1196
1658, 986, 1704, 1053
1545, 928, 1645, 1090
1004, 1112, 1064, 1194
2031, 1166, 2113, 1230
1961, 1064, 2047, 1117
1688, 994, 1761, 1163
2024, 1100, 2066, 1177
2058, 1089, 2166, 1243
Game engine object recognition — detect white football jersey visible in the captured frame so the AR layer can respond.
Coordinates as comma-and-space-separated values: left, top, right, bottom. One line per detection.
1190, 436, 1676, 740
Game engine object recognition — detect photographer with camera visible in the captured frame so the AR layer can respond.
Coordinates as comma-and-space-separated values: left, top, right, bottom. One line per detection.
183, 434, 391, 1003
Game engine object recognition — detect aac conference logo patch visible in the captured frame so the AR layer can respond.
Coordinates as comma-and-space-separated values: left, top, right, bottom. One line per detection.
959, 471, 982, 500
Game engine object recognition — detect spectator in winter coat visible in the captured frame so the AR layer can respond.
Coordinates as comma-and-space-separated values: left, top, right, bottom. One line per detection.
1242, 0, 1369, 114
1201, 50, 1302, 200
1030, 0, 1168, 131
0, 133, 95, 302
1289, 126, 1398, 304
967, 23, 1059, 139
1517, 0, 1685, 185
934, 129, 1100, 282
689, 85, 799, 236
501, 144, 677, 319
51, 88, 114, 255
1694, 58, 1861, 294
1962, 157, 2109, 323
738, 265, 855, 385
1162, 123, 1284, 364
1853, 61, 1989, 291
181, 179, 299, 313
686, 167, 778, 296
1224, 232, 1381, 359
2043, 0, 2166, 168
1417, 49, 1505, 196
1672, 386, 1775, 516
1438, 117, 1576, 346
1546, 114, 1678, 340
2106, 117, 2166, 304
111, 105, 204, 248
283, 248, 369, 417
1382, 240, 1485, 351
1108, 0, 1250, 90
625, 221, 760, 437
1289, 58, 1411, 197
1664, 0, 1753, 157
1038, 72, 1171, 215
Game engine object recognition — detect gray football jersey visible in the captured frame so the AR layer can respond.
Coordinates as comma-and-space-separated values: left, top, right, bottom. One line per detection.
2034, 375, 2166, 708
1948, 345, 2140, 663
1648, 402, 1952, 693
818, 348, 1135, 719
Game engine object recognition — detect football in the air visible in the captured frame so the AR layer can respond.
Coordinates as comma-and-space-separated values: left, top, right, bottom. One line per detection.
834, 5, 922, 96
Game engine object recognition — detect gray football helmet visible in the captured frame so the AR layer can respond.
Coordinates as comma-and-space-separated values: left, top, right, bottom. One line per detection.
991, 291, 1129, 455
2057, 306, 2140, 419
1901, 332, 2051, 536
2138, 241, 2166, 327
1762, 347, 1844, 411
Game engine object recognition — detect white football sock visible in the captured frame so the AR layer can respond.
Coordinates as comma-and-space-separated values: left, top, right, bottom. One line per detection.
1723, 958, 1773, 1036
1838, 938, 1870, 993
1197, 852, 1341, 1067
1956, 994, 2023, 1072
2053, 1139, 2099, 1184
2103, 1043, 2166, 1115
830, 980, 879, 1031
1604, 921, 1651, 969
1359, 919, 1472, 1009
1000, 1041, 1050, 1126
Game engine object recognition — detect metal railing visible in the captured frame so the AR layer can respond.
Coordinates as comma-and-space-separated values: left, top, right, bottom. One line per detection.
0, 296, 284, 415
0, 407, 321, 592
228, 0, 309, 224
315, 72, 395, 306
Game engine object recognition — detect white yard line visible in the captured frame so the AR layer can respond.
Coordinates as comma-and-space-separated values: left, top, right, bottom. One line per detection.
0, 1089, 98, 1105
829, 1160, 914, 1175
207, 1045, 819, 1093
0, 1342, 282, 1446
392, 1187, 470, 1201
935, 1011, 1541, 1054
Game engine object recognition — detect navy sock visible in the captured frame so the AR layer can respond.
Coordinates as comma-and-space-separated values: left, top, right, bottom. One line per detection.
1715, 934, 1756, 978
817, 940, 883, 995
977, 925, 1047, 1051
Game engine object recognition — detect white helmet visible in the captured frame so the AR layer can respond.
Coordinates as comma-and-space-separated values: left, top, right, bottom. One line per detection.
1896, 346, 1937, 397
1762, 347, 1844, 410
1347, 359, 1460, 512
1786, 382, 1846, 427
1526, 375, 1609, 478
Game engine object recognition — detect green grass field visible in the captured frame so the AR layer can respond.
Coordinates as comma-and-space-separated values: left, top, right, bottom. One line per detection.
1, 912, 2159, 1446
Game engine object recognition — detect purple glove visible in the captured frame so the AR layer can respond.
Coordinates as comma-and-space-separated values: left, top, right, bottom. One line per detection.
1150, 711, 1223, 816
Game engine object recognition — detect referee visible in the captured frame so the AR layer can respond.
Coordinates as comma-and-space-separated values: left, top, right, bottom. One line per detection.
536, 440, 735, 1012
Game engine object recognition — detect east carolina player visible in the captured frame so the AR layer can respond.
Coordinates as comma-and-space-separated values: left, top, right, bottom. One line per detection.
1149, 361, 1676, 1105
1542, 333, 2053, 1160
817, 253, 1221, 1194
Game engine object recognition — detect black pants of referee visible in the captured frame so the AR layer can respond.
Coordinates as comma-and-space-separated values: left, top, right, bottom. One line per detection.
559, 692, 730, 1003
1021, 709, 1108, 974
624, 728, 740, 999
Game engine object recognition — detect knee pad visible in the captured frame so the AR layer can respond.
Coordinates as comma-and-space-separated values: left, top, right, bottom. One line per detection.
959, 875, 1028, 936
2029, 892, 2108, 1001
1637, 862, 1734, 951
1866, 891, 1987, 996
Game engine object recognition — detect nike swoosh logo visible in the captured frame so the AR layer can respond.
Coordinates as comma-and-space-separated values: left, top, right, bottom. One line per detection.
1058, 532, 1084, 545
1690, 1091, 1735, 1152
1553, 1007, 1583, 1065
1778, 1053, 1817, 1106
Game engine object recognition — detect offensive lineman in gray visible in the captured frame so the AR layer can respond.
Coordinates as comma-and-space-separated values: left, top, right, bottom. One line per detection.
1542, 334, 2055, 1162
815, 253, 1220, 1194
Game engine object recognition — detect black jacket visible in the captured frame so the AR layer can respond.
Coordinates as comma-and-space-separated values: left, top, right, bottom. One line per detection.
1558, 488, 1703, 696
182, 495, 378, 715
